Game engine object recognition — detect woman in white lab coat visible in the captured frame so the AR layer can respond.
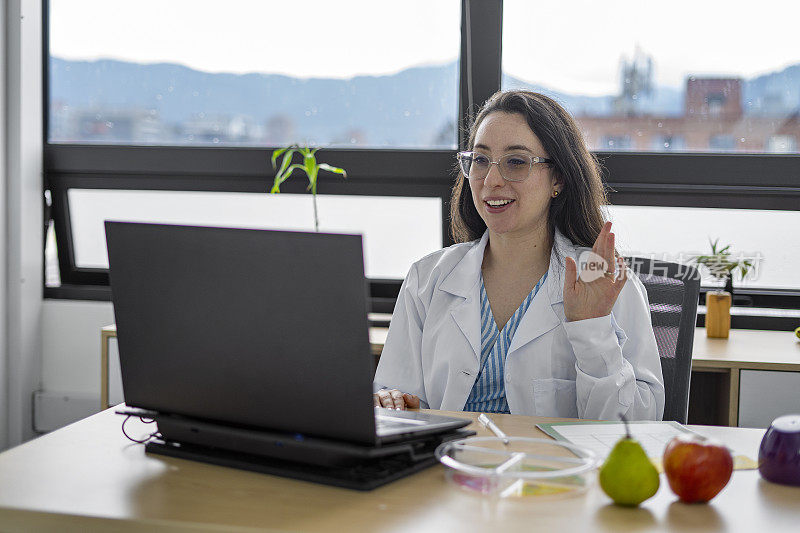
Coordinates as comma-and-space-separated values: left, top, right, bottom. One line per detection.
373, 90, 665, 421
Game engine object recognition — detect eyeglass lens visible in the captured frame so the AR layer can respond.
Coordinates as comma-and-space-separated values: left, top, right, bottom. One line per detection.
461, 153, 533, 182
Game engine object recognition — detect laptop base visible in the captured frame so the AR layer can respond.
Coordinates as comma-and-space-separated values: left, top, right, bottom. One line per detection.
145, 428, 474, 491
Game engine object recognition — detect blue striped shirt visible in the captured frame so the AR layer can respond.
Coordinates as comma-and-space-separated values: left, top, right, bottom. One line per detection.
463, 271, 548, 413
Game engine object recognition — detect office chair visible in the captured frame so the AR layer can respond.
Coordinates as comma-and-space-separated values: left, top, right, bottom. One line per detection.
626, 258, 700, 424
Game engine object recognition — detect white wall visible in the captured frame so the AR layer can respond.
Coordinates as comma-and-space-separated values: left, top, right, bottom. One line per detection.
3, 0, 44, 447
1, 0, 106, 443
41, 300, 114, 395
0, 0, 8, 450
33, 300, 115, 432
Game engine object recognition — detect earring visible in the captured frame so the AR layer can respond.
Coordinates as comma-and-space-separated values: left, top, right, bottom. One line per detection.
553, 190, 560, 198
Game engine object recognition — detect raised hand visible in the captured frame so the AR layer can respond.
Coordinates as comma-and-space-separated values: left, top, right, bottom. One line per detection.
563, 221, 628, 322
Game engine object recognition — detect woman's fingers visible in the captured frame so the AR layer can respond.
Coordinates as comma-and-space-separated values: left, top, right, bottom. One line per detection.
376, 390, 395, 409
601, 222, 614, 268
592, 223, 617, 282
592, 221, 615, 276
390, 389, 406, 410
374, 389, 410, 410
565, 255, 578, 289
403, 393, 421, 409
592, 222, 604, 255
605, 230, 616, 273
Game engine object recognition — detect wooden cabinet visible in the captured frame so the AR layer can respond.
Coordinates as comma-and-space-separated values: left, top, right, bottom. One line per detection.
690, 329, 800, 427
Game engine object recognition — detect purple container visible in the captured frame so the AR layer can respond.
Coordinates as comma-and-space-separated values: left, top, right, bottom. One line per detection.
759, 414, 800, 486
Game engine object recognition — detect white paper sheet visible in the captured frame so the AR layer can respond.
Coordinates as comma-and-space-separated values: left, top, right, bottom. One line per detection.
537, 421, 694, 460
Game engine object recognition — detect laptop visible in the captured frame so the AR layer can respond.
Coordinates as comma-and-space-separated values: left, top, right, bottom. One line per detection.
105, 222, 471, 466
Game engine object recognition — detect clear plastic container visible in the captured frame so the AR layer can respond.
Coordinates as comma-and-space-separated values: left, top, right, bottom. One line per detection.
435, 436, 599, 499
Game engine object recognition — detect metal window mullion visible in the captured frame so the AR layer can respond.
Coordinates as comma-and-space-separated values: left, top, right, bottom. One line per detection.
459, 0, 503, 150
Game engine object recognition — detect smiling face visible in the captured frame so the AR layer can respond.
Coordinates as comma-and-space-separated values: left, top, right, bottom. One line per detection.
468, 111, 561, 239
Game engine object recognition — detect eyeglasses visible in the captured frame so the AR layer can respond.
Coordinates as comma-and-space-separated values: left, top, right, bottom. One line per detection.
457, 151, 553, 182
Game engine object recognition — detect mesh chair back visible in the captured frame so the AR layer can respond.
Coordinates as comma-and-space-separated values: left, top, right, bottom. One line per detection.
627, 258, 700, 423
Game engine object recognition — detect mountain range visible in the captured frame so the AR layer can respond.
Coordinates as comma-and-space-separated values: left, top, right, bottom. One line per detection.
49, 57, 800, 147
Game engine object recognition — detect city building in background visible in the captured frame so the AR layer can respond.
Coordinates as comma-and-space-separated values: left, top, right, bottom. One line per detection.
577, 51, 800, 153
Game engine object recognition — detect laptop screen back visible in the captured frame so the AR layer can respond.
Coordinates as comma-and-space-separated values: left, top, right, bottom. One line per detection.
105, 222, 377, 444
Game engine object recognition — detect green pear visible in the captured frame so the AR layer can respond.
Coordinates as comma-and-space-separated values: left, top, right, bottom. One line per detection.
598, 419, 660, 506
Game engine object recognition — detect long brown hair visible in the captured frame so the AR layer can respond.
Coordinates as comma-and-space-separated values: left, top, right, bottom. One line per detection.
449, 90, 608, 249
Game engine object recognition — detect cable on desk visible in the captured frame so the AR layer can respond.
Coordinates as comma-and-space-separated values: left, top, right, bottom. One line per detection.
121, 415, 160, 444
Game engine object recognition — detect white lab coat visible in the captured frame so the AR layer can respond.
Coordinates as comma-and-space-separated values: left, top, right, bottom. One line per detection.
374, 229, 665, 421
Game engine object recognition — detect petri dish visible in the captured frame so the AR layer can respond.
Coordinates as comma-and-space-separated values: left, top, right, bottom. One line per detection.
435, 436, 599, 499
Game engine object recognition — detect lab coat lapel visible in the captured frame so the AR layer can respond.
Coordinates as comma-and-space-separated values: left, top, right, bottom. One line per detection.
507, 229, 573, 355
440, 233, 489, 363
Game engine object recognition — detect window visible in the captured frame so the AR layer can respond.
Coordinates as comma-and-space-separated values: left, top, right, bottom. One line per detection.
46, 0, 464, 304
608, 206, 798, 291
600, 135, 632, 151
767, 135, 797, 153
502, 0, 800, 155
708, 135, 736, 151
44, 0, 800, 329
48, 0, 461, 149
706, 93, 726, 116
65, 190, 441, 280
651, 135, 685, 151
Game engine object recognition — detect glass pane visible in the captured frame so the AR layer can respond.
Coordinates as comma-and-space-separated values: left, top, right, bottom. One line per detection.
45, 220, 60, 287
607, 205, 800, 290
48, 0, 460, 148
66, 189, 442, 280
502, 0, 800, 154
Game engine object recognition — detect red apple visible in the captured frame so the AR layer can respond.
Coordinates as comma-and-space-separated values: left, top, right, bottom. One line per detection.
663, 434, 733, 503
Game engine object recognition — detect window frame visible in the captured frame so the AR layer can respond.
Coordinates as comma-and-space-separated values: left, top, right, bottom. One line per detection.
45, 147, 457, 305
43, 0, 800, 329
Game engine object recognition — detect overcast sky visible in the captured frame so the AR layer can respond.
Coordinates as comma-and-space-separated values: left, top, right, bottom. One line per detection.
51, 0, 800, 96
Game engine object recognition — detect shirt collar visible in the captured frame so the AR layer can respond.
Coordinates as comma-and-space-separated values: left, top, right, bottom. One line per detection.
440, 227, 576, 304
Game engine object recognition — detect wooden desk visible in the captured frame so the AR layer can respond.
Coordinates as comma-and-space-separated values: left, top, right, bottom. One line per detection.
1, 409, 798, 532
690, 329, 800, 427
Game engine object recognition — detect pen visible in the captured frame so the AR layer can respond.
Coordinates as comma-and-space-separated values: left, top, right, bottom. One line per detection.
478, 413, 509, 445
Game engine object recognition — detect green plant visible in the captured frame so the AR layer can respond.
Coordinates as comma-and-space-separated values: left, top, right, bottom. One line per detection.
691, 238, 753, 285
270, 145, 347, 232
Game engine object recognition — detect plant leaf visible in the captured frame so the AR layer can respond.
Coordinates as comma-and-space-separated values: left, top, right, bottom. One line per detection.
304, 152, 316, 174
270, 163, 307, 193
271, 147, 287, 169
273, 148, 298, 185
318, 163, 347, 178
302, 153, 316, 190
271, 144, 299, 168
